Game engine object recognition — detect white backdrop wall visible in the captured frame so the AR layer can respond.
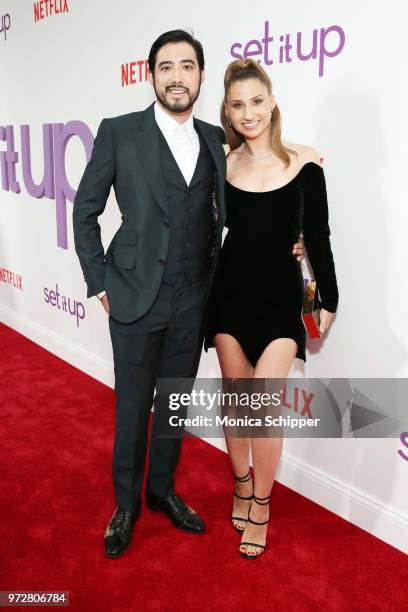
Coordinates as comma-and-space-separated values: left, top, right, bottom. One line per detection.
1, 1, 407, 553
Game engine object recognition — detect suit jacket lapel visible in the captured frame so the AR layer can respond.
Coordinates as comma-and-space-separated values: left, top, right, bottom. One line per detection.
132, 103, 168, 217
194, 119, 227, 227
132, 104, 226, 225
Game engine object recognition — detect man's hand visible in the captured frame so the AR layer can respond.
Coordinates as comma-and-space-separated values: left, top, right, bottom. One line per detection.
292, 231, 305, 262
100, 294, 110, 314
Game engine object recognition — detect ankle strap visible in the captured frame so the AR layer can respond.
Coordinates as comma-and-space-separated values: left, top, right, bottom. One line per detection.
253, 494, 271, 505
233, 471, 251, 483
248, 516, 269, 526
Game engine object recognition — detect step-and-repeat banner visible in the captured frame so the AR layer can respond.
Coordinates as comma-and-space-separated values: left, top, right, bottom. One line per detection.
1, 1, 407, 552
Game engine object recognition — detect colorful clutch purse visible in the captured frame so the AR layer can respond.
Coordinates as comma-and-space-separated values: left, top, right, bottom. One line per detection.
302, 280, 321, 339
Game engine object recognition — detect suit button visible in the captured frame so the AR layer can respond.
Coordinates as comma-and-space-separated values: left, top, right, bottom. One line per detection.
187, 207, 192, 213
186, 224, 191, 230
158, 259, 166, 266
164, 222, 170, 228
185, 242, 190, 248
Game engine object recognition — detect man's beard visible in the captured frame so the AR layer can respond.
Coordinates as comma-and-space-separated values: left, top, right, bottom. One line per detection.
154, 81, 201, 113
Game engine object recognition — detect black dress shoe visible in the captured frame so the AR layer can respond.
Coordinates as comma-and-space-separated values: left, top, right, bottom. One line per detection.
145, 491, 205, 534
104, 505, 140, 558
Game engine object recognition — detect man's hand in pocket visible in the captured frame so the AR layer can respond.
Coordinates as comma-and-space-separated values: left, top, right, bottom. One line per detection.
100, 294, 110, 314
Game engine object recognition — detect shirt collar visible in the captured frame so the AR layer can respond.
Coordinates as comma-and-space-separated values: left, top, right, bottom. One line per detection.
154, 101, 196, 139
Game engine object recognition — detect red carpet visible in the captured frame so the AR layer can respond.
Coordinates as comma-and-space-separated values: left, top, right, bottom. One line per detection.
1, 322, 407, 611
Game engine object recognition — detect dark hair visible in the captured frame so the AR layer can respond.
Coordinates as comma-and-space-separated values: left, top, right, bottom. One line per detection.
148, 29, 205, 73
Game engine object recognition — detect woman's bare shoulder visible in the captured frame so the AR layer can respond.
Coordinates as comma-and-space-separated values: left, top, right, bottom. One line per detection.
226, 144, 243, 169
283, 141, 323, 167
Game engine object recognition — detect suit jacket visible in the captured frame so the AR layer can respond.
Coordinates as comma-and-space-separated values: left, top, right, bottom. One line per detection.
72, 102, 227, 323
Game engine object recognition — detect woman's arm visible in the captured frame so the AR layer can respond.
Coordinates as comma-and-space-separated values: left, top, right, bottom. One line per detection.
302, 160, 339, 319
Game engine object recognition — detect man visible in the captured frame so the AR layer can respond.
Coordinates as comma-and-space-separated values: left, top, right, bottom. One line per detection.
73, 29, 303, 558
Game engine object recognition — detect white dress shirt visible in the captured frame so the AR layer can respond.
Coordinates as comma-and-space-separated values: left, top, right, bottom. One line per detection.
154, 100, 200, 186
97, 102, 200, 301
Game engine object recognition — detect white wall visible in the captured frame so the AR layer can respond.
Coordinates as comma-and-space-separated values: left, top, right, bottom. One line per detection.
1, 0, 407, 553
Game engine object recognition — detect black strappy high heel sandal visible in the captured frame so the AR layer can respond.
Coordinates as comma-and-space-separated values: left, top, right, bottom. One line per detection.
239, 493, 271, 559
231, 471, 253, 533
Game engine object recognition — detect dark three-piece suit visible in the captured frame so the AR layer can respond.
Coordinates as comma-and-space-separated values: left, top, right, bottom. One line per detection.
73, 102, 226, 512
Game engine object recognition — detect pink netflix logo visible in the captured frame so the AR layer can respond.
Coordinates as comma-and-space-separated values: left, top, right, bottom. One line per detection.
121, 59, 149, 87
34, 0, 69, 22
0, 267, 23, 291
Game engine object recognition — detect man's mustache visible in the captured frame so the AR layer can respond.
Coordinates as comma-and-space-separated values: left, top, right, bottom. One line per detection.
165, 85, 189, 94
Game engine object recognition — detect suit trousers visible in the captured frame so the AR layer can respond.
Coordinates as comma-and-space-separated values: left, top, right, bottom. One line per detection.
108, 274, 210, 512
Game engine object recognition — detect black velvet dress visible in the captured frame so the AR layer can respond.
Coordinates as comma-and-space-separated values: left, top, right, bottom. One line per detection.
204, 161, 339, 366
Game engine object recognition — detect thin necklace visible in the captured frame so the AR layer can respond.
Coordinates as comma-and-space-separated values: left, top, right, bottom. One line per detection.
241, 142, 274, 160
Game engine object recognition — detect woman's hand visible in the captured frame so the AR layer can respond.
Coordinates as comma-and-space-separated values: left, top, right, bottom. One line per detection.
319, 309, 335, 334
292, 231, 305, 262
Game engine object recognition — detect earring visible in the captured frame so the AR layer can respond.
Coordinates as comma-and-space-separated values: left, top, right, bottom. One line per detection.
226, 114, 232, 128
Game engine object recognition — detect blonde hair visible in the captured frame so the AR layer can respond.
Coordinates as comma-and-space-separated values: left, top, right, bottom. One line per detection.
221, 59, 296, 167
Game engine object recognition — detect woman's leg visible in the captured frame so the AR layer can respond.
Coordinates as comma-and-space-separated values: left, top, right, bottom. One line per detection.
214, 333, 253, 530
240, 338, 297, 557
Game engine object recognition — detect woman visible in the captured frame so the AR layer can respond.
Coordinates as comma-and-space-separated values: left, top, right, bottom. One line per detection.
205, 59, 339, 559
